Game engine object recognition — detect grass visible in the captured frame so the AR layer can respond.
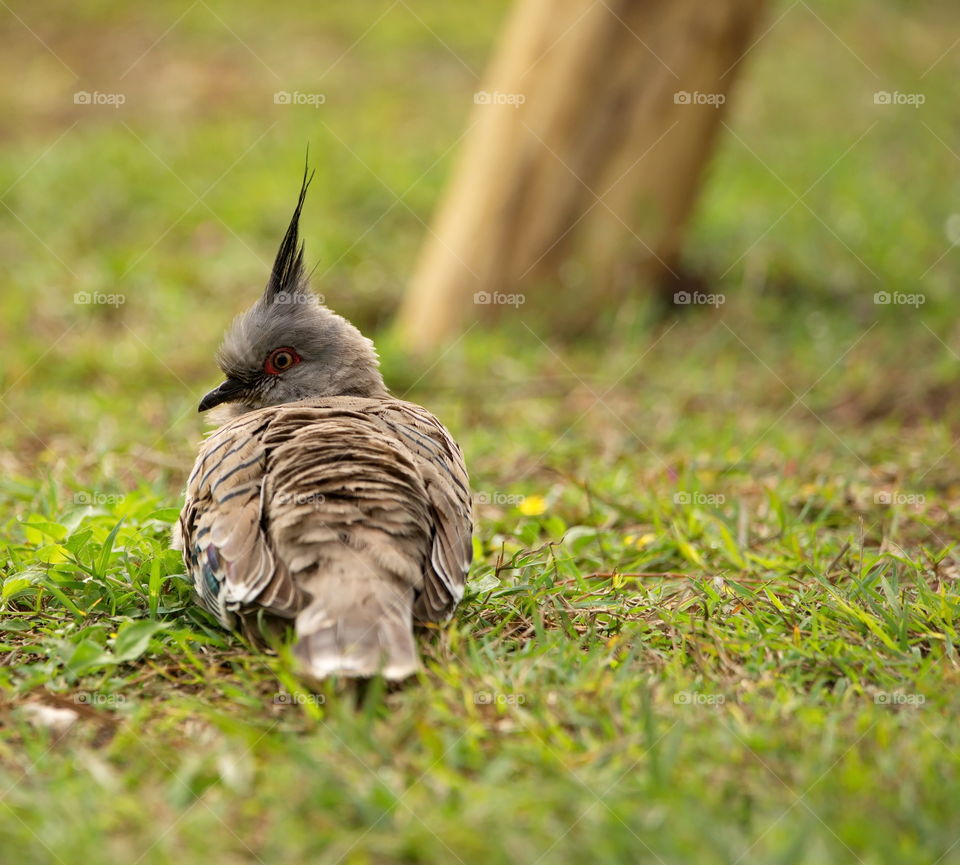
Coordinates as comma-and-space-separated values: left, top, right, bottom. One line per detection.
3, 0, 960, 862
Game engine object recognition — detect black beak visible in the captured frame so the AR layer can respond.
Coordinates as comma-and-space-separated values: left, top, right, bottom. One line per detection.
198, 378, 247, 412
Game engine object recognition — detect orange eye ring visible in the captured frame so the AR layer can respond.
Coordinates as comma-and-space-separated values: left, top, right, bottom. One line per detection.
264, 346, 301, 375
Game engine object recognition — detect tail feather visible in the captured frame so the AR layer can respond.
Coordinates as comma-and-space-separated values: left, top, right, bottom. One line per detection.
293, 576, 419, 681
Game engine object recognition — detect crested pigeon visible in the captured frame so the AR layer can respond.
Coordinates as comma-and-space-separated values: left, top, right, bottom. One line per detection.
174, 169, 472, 681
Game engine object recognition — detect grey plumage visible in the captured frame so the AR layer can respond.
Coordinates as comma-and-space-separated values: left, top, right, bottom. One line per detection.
175, 168, 472, 681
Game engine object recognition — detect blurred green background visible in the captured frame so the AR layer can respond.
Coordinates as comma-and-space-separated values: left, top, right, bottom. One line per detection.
3, 1, 960, 863
0, 0, 958, 479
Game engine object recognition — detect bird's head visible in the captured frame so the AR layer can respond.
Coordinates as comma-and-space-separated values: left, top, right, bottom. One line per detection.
199, 168, 387, 420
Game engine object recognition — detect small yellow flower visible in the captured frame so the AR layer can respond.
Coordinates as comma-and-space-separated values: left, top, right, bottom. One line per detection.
518, 495, 547, 516
624, 533, 655, 548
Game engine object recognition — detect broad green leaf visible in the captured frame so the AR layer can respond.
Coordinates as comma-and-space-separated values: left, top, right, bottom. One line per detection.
21, 519, 68, 545
2, 577, 35, 602
146, 508, 182, 524
113, 619, 168, 663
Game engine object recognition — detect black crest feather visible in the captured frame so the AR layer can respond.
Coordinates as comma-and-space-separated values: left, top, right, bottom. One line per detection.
265, 157, 315, 300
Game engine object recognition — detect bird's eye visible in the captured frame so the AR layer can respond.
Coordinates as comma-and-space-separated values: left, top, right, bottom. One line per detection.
264, 346, 301, 375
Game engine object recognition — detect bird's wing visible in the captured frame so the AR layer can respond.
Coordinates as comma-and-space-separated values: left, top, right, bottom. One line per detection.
363, 400, 474, 621
178, 410, 301, 628
179, 397, 472, 630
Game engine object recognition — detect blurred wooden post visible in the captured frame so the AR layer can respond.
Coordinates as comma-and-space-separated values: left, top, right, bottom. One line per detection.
395, 0, 766, 352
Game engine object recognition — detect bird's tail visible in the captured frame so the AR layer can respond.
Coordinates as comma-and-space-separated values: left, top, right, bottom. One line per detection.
293, 575, 419, 681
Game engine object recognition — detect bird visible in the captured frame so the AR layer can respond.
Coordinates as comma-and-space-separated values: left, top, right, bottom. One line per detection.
174, 167, 473, 681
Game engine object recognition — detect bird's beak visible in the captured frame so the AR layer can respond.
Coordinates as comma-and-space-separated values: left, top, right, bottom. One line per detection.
198, 378, 247, 412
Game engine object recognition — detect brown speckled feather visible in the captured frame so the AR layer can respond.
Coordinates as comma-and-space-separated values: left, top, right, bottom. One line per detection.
177, 396, 472, 679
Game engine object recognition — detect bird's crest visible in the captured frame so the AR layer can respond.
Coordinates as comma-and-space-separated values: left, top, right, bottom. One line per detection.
264, 159, 315, 302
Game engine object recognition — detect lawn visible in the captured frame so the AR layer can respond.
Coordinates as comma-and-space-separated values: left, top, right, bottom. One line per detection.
2, 1, 960, 863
